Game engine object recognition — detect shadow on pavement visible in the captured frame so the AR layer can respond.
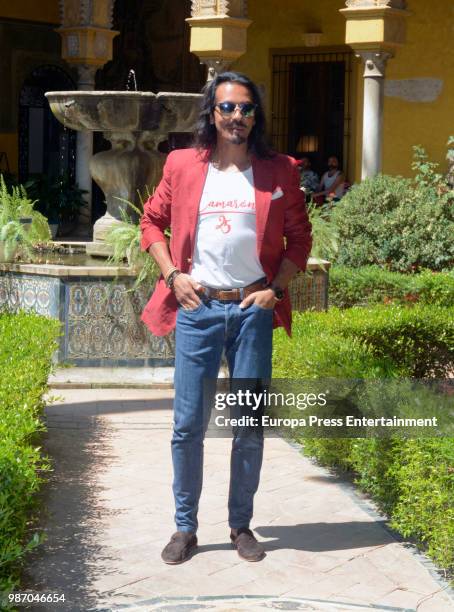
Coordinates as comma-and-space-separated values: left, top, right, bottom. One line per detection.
256, 521, 395, 552
20, 400, 150, 611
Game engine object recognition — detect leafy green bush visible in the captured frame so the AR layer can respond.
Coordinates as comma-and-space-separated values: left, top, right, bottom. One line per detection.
272, 304, 454, 577
389, 438, 454, 571
347, 436, 454, 574
0, 312, 60, 599
329, 266, 454, 309
332, 146, 454, 272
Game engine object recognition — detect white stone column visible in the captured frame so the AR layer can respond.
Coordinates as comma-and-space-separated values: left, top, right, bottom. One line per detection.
357, 51, 391, 179
75, 65, 97, 232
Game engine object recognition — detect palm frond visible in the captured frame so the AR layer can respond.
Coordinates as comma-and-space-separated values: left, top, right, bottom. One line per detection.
104, 195, 159, 291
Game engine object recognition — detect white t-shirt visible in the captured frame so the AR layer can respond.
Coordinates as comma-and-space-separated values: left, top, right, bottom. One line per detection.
190, 163, 265, 289
321, 170, 344, 198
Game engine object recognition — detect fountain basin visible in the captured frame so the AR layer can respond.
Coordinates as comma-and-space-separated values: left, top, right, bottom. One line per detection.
45, 91, 202, 133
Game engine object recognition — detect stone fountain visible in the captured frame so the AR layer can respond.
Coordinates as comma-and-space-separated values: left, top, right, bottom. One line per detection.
45, 90, 202, 256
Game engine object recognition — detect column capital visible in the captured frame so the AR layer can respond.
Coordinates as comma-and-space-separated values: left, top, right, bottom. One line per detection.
201, 58, 232, 81
356, 50, 392, 77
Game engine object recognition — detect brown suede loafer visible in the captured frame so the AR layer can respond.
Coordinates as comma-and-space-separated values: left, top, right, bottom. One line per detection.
230, 528, 265, 562
161, 531, 198, 564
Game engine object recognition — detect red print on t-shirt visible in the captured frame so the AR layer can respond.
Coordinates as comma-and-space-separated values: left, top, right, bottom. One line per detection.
200, 199, 255, 214
215, 215, 232, 234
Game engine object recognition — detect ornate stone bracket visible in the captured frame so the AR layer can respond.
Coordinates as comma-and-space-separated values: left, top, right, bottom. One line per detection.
60, 0, 116, 28
341, 0, 410, 54
58, 0, 119, 70
187, 0, 251, 81
345, 0, 406, 7
191, 0, 248, 18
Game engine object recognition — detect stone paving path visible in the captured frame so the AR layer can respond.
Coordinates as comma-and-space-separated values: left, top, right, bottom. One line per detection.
22, 388, 454, 612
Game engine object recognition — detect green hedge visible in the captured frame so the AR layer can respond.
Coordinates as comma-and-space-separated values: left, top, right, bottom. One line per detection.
274, 304, 453, 378
272, 304, 454, 577
0, 312, 60, 598
329, 266, 454, 309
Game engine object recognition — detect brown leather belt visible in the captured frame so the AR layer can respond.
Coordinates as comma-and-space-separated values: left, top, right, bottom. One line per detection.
202, 279, 267, 301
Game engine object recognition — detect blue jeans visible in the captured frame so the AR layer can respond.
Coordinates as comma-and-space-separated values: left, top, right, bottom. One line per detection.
172, 298, 274, 533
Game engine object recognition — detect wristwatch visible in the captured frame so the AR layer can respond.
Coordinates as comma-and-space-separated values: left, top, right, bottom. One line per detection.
268, 284, 285, 301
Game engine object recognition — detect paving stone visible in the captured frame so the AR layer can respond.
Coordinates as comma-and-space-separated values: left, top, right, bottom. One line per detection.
416, 589, 454, 611
373, 586, 431, 608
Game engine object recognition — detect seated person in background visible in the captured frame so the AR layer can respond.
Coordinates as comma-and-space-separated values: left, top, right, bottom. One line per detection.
298, 156, 319, 194
313, 155, 345, 203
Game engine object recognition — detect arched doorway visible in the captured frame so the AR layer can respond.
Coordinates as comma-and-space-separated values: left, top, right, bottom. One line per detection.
18, 65, 76, 183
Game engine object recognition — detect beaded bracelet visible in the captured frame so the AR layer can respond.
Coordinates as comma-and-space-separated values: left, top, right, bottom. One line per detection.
164, 265, 179, 282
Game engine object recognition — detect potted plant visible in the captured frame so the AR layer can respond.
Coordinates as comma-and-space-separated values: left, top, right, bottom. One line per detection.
25, 173, 87, 239
0, 174, 51, 262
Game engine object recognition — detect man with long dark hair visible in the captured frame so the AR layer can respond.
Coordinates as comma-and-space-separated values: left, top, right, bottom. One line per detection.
140, 72, 312, 564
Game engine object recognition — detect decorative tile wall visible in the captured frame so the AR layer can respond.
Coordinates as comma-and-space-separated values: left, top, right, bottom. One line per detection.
0, 273, 60, 318
64, 278, 175, 363
0, 271, 175, 366
0, 267, 328, 366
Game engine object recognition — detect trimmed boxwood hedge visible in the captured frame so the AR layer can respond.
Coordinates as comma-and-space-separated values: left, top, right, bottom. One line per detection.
0, 312, 60, 599
272, 304, 454, 579
329, 266, 454, 309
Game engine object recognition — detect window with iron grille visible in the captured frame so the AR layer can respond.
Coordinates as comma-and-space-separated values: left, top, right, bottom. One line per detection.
271, 49, 353, 178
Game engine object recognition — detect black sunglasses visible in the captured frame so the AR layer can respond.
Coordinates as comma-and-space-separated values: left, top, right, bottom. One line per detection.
214, 102, 257, 118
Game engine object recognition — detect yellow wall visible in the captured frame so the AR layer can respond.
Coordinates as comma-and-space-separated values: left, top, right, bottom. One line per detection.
0, 1, 60, 24
233, 0, 360, 181
233, 0, 347, 103
382, 0, 454, 177
233, 0, 453, 181
0, 134, 18, 175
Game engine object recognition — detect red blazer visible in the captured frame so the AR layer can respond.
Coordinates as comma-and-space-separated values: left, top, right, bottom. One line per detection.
140, 147, 312, 337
